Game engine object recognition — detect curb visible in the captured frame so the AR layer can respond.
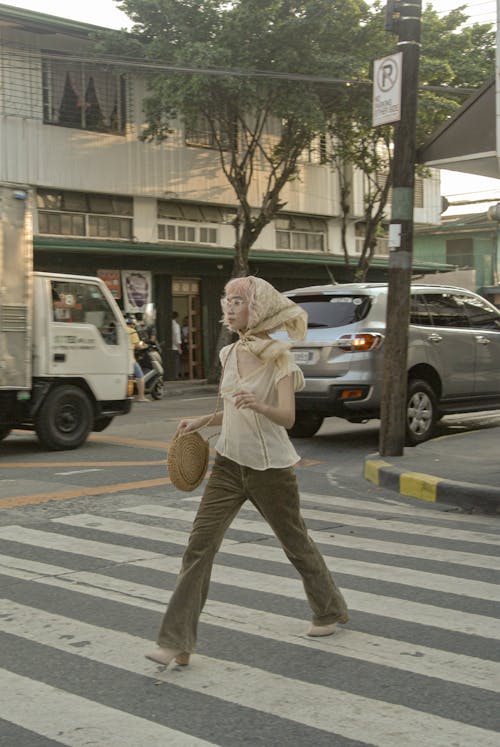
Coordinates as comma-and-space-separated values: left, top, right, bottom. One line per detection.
364, 456, 500, 512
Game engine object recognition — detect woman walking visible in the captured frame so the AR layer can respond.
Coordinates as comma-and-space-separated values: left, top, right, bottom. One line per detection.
146, 276, 348, 667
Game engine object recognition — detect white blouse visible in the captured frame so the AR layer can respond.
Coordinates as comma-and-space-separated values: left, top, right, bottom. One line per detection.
214, 343, 305, 470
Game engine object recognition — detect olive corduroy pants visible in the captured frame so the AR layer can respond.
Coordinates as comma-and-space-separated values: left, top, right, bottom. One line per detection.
157, 454, 348, 652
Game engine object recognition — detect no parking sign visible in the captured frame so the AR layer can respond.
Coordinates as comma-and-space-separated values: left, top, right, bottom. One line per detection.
372, 52, 402, 127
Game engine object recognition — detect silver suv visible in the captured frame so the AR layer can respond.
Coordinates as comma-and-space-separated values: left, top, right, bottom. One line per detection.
283, 283, 500, 444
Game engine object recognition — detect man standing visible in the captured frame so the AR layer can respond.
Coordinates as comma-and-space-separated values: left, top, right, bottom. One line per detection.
172, 311, 182, 380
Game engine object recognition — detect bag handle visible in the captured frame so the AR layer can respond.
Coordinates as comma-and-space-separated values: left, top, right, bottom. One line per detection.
178, 342, 236, 439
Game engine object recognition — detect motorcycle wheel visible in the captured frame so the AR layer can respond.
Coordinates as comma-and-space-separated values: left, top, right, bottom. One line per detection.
151, 378, 165, 400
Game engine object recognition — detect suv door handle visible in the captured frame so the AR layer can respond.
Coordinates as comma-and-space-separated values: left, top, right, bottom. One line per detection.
475, 335, 491, 345
427, 333, 442, 343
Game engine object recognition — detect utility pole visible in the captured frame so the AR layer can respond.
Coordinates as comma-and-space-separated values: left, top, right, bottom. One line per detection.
379, 0, 422, 456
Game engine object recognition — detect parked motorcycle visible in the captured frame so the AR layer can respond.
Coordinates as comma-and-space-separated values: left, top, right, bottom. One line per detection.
135, 340, 164, 400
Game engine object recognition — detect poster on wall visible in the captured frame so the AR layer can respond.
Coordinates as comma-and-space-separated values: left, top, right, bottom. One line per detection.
122, 270, 152, 313
97, 269, 121, 299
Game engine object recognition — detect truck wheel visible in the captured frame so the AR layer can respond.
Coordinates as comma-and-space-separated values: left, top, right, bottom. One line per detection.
287, 413, 324, 438
406, 379, 438, 446
151, 378, 164, 400
93, 416, 114, 432
0, 427, 12, 442
35, 385, 93, 450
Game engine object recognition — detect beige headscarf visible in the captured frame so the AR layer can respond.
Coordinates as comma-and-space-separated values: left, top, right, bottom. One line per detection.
224, 276, 307, 368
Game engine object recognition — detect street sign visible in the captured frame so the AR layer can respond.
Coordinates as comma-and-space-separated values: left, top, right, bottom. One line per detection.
372, 52, 402, 127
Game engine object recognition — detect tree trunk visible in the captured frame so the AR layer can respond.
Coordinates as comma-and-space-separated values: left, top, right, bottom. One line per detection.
206, 224, 253, 383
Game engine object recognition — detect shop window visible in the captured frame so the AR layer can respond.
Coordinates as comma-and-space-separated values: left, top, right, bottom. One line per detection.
158, 223, 217, 244
42, 54, 127, 135
38, 189, 133, 240
446, 238, 474, 268
275, 215, 326, 252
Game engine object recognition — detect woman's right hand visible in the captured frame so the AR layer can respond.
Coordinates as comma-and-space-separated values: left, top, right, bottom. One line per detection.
175, 416, 205, 437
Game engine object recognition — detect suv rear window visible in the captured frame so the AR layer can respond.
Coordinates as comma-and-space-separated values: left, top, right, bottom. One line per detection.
288, 294, 372, 328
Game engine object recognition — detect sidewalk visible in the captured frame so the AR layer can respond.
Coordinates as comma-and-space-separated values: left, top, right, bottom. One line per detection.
364, 426, 500, 512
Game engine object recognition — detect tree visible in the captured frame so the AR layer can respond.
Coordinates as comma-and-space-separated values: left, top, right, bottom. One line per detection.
328, 1, 495, 281
101, 0, 374, 366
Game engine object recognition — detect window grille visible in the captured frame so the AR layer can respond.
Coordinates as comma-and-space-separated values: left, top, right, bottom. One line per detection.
37, 189, 133, 239
157, 223, 218, 245
275, 216, 326, 252
41, 54, 128, 135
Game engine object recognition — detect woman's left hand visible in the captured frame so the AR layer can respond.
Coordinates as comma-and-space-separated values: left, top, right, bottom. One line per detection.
233, 389, 263, 414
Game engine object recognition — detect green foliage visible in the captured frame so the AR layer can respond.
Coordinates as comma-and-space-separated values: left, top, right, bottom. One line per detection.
101, 0, 495, 285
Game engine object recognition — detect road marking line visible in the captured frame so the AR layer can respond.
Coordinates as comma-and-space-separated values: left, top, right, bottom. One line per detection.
124, 504, 500, 570
0, 524, 498, 639
0, 460, 166, 468
185, 495, 500, 546
2, 556, 498, 693
0, 476, 173, 509
0, 669, 216, 747
53, 513, 500, 602
54, 469, 104, 476
1, 601, 499, 747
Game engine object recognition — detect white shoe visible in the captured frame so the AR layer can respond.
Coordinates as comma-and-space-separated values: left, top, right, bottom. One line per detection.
145, 647, 189, 666
307, 623, 337, 637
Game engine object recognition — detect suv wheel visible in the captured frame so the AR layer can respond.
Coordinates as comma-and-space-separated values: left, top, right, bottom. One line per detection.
406, 379, 438, 446
287, 413, 324, 438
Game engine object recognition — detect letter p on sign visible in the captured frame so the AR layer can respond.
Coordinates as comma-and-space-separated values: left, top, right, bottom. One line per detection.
372, 52, 402, 127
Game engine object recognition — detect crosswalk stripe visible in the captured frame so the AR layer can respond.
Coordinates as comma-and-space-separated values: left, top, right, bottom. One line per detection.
122, 504, 500, 571
180, 495, 498, 545
0, 669, 217, 746
2, 601, 499, 747
300, 492, 499, 527
53, 513, 500, 602
2, 552, 499, 693
0, 523, 498, 639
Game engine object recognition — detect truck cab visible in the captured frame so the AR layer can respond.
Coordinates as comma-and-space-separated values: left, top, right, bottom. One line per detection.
0, 184, 133, 450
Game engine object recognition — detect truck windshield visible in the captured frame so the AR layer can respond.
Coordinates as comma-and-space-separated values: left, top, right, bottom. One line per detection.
288, 294, 372, 328
51, 280, 119, 344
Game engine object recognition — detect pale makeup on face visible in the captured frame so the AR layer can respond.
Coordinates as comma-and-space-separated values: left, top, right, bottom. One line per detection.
224, 294, 249, 331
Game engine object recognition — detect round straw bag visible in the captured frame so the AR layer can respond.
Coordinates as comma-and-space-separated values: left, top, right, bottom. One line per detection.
167, 343, 234, 492
167, 431, 210, 492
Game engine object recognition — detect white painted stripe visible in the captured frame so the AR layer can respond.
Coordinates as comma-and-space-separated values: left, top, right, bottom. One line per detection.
122, 504, 500, 571
53, 514, 500, 602
301, 492, 500, 527
2, 555, 498, 693
138, 554, 500, 640
0, 668, 216, 747
0, 525, 163, 563
54, 468, 103, 475
0, 524, 497, 639
181, 496, 498, 545
1, 601, 498, 747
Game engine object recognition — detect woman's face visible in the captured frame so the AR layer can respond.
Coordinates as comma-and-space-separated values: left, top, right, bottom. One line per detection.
224, 294, 249, 332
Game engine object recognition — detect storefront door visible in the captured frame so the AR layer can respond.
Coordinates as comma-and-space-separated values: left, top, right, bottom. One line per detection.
172, 278, 203, 379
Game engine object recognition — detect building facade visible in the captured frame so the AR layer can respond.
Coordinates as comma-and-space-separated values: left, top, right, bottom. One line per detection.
0, 4, 444, 377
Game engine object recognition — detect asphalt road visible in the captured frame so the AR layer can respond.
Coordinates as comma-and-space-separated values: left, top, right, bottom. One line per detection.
0, 395, 499, 746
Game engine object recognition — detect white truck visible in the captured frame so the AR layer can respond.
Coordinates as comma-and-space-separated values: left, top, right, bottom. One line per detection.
0, 183, 133, 450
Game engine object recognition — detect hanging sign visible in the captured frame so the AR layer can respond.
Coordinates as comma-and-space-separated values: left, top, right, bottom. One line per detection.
372, 52, 402, 127
97, 269, 121, 299
122, 270, 152, 313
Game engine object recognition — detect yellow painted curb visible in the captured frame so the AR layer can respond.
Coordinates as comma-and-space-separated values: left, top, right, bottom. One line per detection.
364, 459, 392, 486
400, 471, 441, 502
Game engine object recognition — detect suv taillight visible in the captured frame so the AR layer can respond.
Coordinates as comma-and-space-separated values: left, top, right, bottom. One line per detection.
335, 333, 383, 352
